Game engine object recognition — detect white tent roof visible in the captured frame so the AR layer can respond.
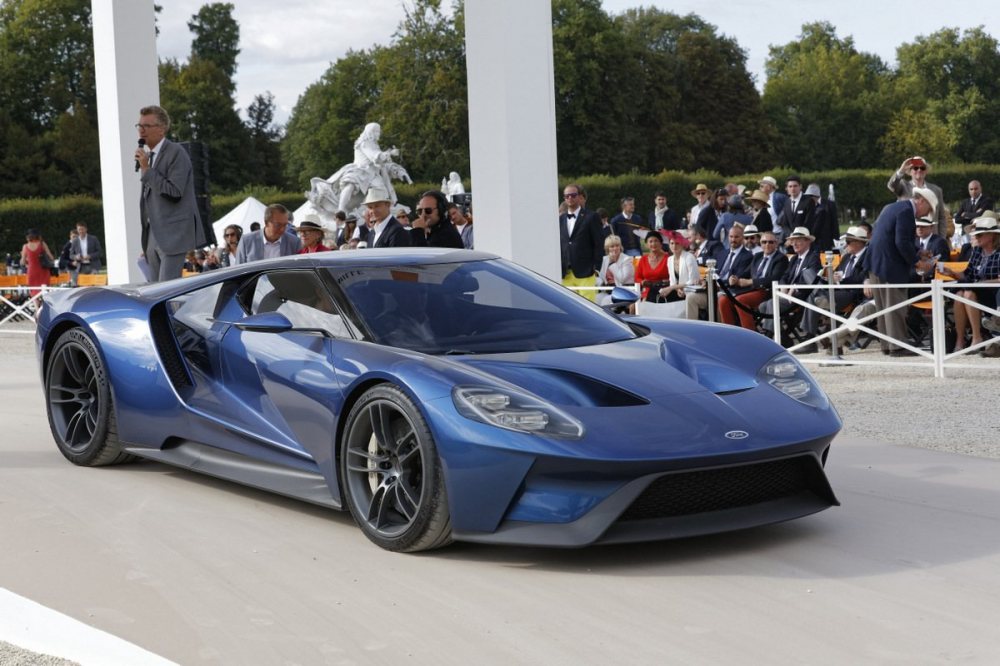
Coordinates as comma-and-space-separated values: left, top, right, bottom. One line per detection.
211, 196, 266, 242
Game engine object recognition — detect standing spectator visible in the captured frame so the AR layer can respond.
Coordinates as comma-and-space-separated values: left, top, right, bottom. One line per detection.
758, 176, 787, 239
610, 197, 647, 257
688, 184, 710, 231
939, 216, 1000, 353
364, 188, 412, 248
182, 250, 202, 273
745, 189, 774, 233
411, 191, 464, 248
235, 204, 302, 263
715, 195, 752, 251
696, 188, 729, 241
336, 215, 359, 248
596, 208, 613, 240
58, 229, 79, 286
447, 203, 474, 249
559, 183, 604, 298
720, 230, 789, 330
953, 180, 993, 243
595, 234, 635, 305
648, 192, 680, 232
297, 214, 333, 253
70, 222, 103, 277
21, 229, 55, 293
804, 184, 837, 252
888, 156, 947, 243
867, 187, 937, 356
781, 176, 814, 247
216, 224, 243, 268
135, 104, 208, 282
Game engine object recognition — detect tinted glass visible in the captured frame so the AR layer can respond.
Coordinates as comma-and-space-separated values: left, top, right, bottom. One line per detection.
330, 259, 636, 354
251, 270, 352, 338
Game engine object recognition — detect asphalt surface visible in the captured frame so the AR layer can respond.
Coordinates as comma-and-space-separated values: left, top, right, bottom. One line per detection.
2, 340, 1000, 664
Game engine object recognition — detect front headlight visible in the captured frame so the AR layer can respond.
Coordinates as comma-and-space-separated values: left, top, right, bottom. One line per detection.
757, 352, 829, 409
452, 385, 585, 439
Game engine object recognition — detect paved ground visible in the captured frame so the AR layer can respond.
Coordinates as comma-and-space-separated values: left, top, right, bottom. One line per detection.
2, 338, 1000, 664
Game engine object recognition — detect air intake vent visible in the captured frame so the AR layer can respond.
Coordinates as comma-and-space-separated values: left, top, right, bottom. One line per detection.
150, 304, 193, 389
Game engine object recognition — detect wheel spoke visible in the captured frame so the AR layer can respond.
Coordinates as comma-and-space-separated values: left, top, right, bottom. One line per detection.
394, 479, 419, 518
65, 406, 91, 445
49, 383, 86, 405
367, 483, 392, 529
62, 346, 88, 385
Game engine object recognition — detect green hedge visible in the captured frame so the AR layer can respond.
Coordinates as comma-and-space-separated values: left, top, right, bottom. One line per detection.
4, 166, 999, 256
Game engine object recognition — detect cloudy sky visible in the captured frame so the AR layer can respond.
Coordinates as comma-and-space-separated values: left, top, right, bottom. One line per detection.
155, 0, 1000, 125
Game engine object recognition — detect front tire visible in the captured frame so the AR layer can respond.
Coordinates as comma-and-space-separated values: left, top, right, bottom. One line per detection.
45, 328, 134, 466
340, 384, 451, 552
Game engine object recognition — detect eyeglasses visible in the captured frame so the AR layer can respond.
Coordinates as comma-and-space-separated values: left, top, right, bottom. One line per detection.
563, 192, 580, 199
760, 240, 777, 245
135, 123, 161, 130
911, 166, 926, 171
418, 207, 435, 215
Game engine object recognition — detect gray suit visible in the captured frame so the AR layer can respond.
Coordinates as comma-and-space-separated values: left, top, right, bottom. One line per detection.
139, 138, 206, 281
69, 234, 103, 272
234, 229, 302, 264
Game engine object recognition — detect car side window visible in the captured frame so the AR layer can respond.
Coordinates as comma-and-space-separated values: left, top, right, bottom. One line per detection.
251, 271, 351, 339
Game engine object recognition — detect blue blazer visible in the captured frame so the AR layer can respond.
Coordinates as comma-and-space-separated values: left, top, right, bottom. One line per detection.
869, 200, 917, 283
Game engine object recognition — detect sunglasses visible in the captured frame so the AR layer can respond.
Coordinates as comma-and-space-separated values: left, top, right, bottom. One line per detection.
760, 240, 777, 245
563, 192, 580, 199
911, 166, 926, 171
418, 207, 435, 215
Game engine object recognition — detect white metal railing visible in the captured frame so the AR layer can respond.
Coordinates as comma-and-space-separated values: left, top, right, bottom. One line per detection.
0, 285, 70, 334
772, 278, 999, 378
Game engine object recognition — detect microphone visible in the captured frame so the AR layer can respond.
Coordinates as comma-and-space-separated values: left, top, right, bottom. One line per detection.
135, 138, 145, 172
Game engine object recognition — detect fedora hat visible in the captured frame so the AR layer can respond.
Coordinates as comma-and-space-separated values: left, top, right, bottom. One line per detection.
742, 224, 760, 237
758, 176, 777, 188
690, 183, 709, 197
915, 216, 935, 227
841, 226, 868, 243
965, 209, 997, 234
971, 215, 1000, 235
745, 189, 770, 206
788, 226, 815, 241
297, 213, 324, 232
363, 187, 391, 205
804, 183, 822, 198
911, 186, 938, 214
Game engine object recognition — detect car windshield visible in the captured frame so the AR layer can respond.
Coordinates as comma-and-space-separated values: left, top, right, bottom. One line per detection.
329, 258, 637, 354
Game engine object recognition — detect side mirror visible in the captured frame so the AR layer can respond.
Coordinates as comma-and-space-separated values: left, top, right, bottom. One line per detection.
610, 286, 639, 304
235, 311, 294, 333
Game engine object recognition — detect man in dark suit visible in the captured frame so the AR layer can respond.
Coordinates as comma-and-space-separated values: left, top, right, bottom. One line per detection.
780, 176, 815, 247
915, 216, 950, 263
560, 184, 604, 297
696, 188, 728, 241
364, 188, 412, 248
410, 190, 463, 248
69, 222, 103, 275
758, 176, 787, 239
610, 196, 648, 257
803, 226, 871, 344
647, 192, 680, 232
953, 180, 993, 236
718, 230, 789, 329
686, 225, 753, 320
868, 187, 936, 355
135, 105, 209, 282
759, 226, 822, 336
804, 184, 837, 252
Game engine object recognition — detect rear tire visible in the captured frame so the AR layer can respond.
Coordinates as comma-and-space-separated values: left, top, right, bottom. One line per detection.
340, 384, 452, 552
45, 328, 134, 466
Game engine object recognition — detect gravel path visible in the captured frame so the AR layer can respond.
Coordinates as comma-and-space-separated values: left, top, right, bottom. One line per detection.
4, 329, 997, 460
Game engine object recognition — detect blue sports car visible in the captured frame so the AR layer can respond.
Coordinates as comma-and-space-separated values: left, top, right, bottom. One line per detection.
36, 249, 839, 551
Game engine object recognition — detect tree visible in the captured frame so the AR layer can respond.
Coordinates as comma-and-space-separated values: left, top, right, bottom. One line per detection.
188, 2, 240, 84
763, 22, 893, 170
244, 92, 284, 187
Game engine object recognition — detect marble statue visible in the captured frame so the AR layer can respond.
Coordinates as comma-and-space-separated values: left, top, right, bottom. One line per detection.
441, 172, 466, 200
307, 122, 412, 222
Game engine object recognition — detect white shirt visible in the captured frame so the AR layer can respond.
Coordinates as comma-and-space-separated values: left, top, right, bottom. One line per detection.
78, 234, 90, 260
262, 235, 282, 260
372, 216, 394, 246
565, 207, 580, 236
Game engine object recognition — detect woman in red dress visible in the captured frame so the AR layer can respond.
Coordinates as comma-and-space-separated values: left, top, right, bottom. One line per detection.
20, 229, 55, 295
634, 229, 670, 301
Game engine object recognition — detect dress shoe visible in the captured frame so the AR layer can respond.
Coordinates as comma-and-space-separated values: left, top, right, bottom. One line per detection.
798, 343, 819, 354
980, 343, 1000, 358
889, 348, 918, 357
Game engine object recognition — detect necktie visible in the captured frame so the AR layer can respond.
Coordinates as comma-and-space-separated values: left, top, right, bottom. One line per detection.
757, 255, 770, 279
842, 254, 856, 278
720, 251, 736, 279
149, 150, 155, 167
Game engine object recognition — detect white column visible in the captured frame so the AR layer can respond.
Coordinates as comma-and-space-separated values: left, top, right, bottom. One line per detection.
465, 0, 561, 281
91, 0, 159, 285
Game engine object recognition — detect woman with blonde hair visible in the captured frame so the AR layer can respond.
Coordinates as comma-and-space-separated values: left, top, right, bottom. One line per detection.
595, 234, 634, 305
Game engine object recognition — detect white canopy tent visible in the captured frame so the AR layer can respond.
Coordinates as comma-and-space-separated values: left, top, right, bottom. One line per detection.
211, 196, 267, 242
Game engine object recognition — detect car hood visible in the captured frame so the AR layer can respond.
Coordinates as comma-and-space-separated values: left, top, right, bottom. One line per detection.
455, 332, 760, 404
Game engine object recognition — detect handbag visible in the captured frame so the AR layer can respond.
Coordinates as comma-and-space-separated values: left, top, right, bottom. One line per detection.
39, 251, 53, 269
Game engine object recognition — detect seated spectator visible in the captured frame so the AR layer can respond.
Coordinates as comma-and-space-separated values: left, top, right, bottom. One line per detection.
802, 226, 871, 347
298, 214, 333, 253
692, 226, 725, 267
447, 203, 474, 249
718, 230, 788, 329
915, 215, 950, 266
595, 234, 635, 305
686, 225, 753, 320
743, 224, 762, 255
759, 227, 822, 334
182, 250, 202, 273
634, 230, 670, 302
939, 215, 1000, 353
656, 230, 699, 303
